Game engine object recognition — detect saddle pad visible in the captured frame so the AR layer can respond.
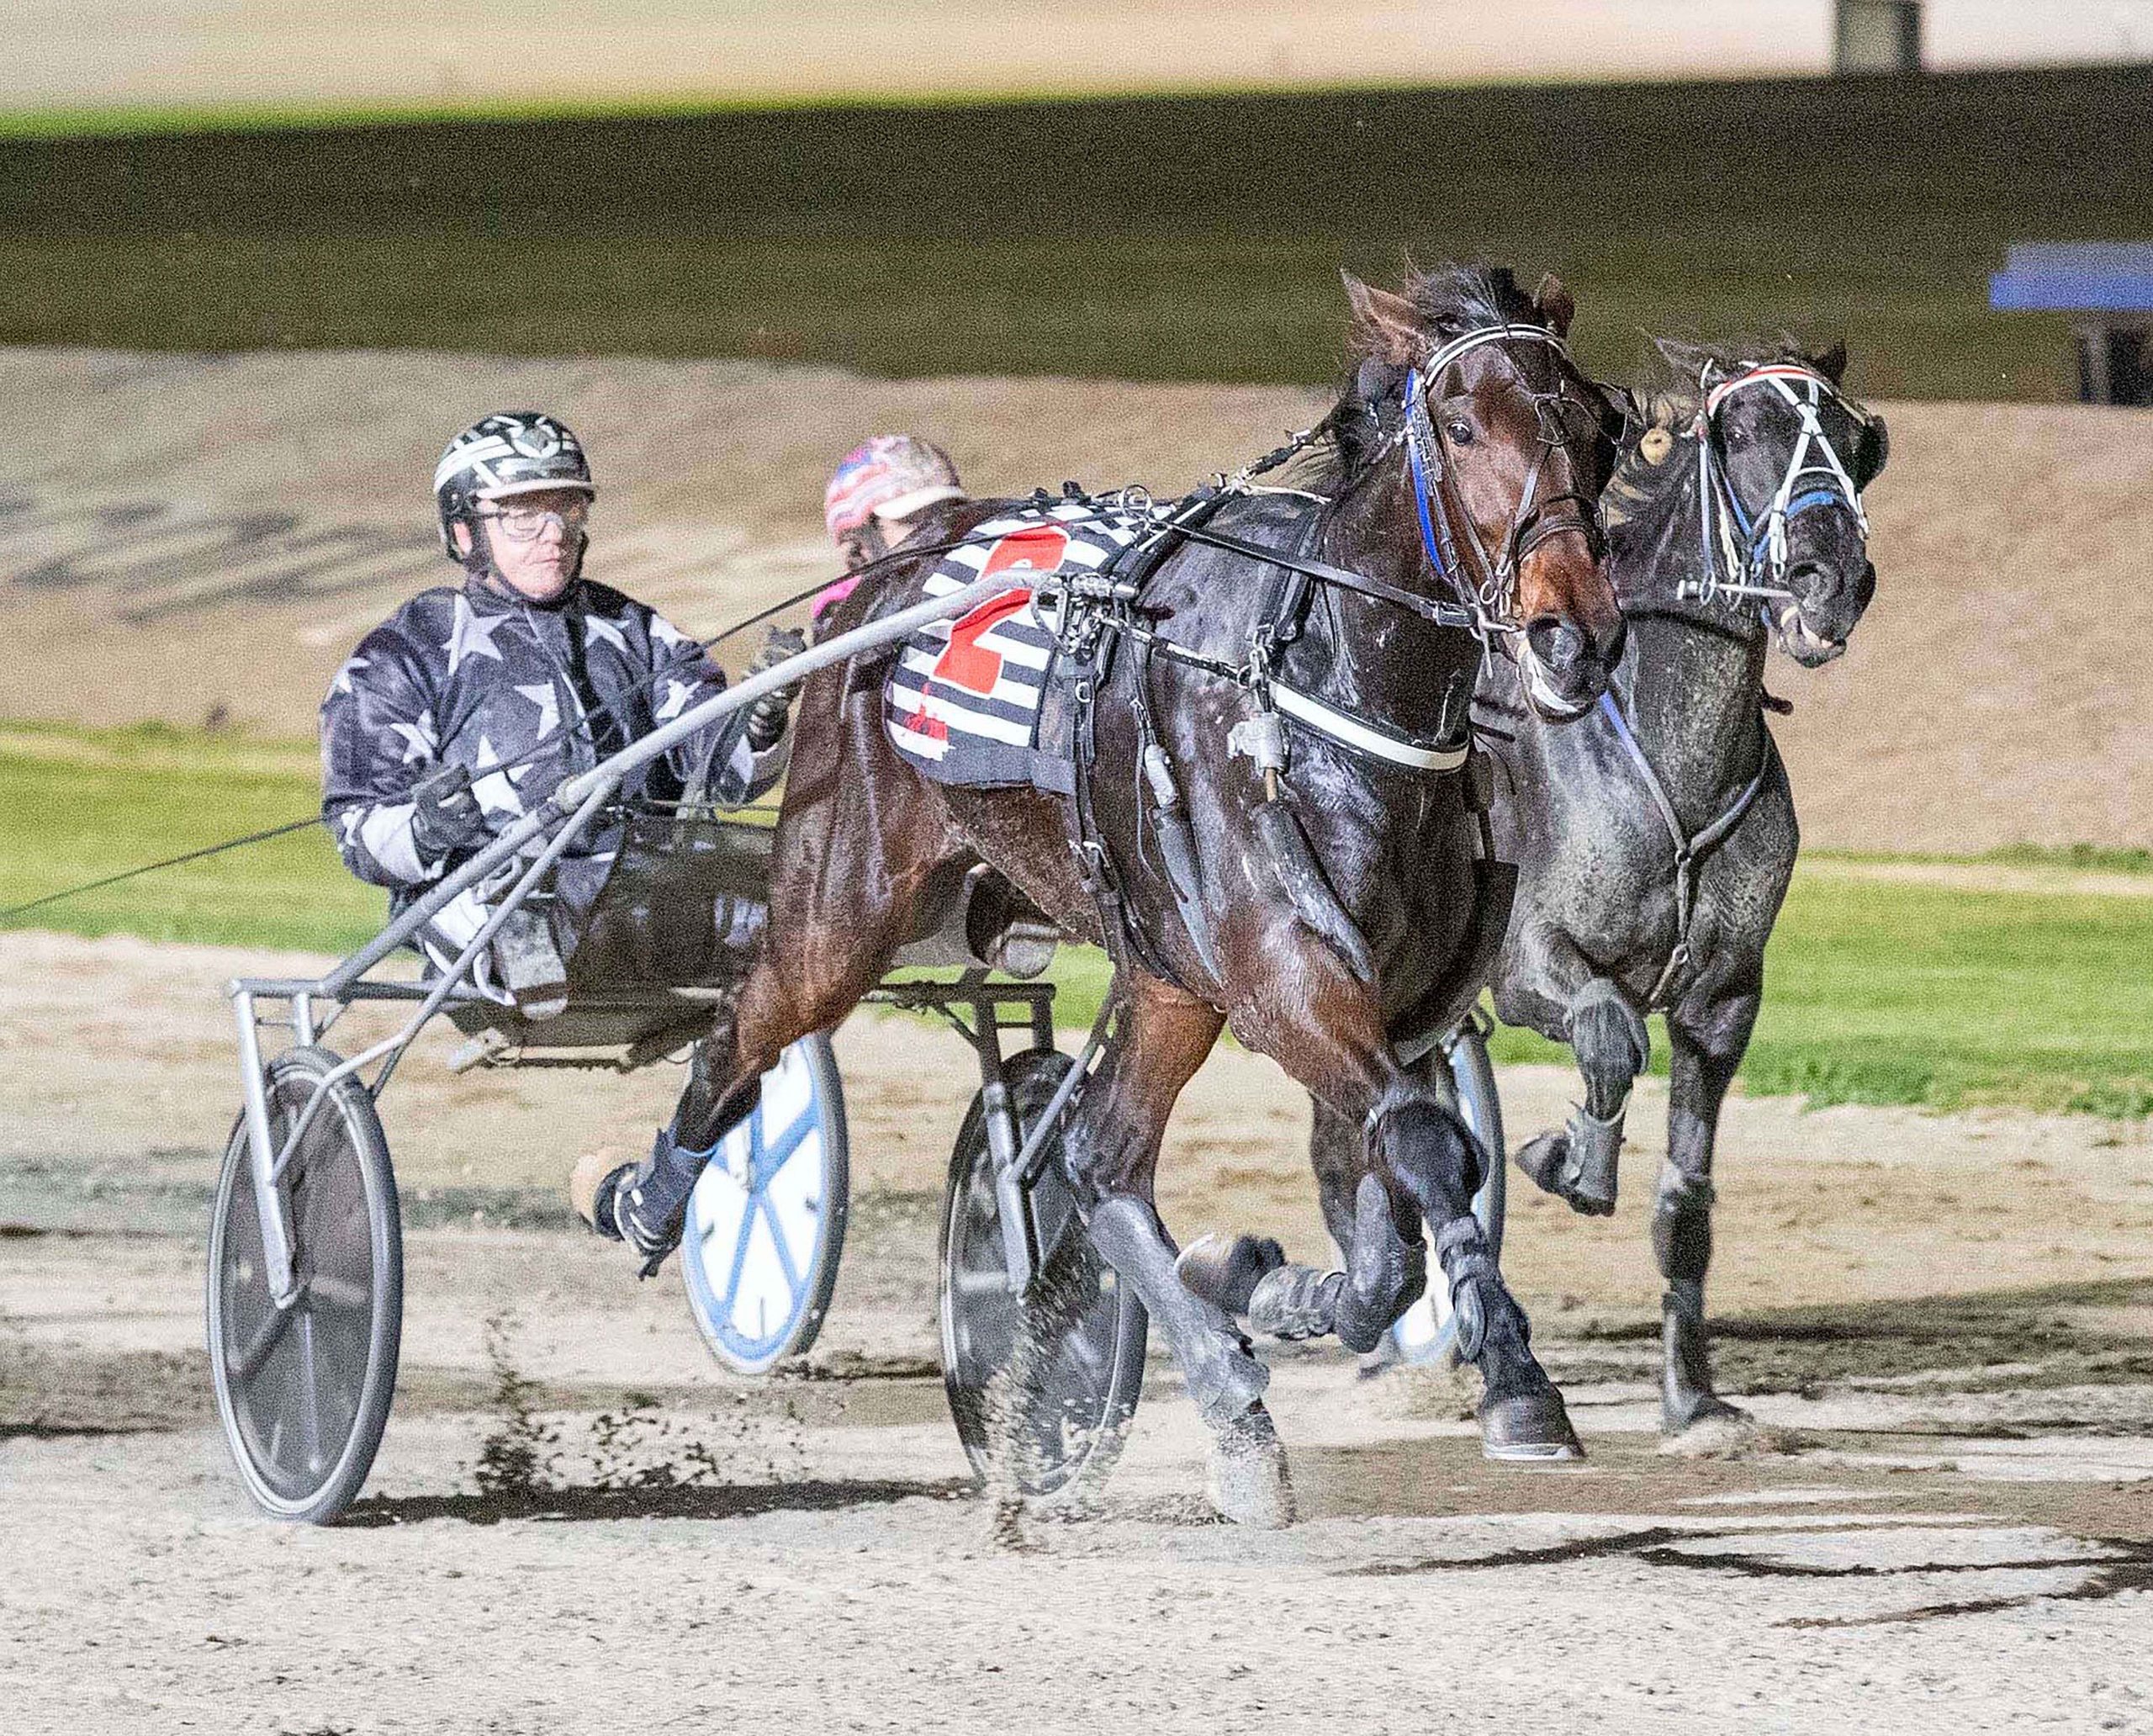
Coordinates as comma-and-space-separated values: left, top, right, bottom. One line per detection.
883, 502, 1149, 788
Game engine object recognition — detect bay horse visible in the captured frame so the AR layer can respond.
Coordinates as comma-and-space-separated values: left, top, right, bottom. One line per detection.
660, 265, 1627, 1522
1309, 338, 1887, 1434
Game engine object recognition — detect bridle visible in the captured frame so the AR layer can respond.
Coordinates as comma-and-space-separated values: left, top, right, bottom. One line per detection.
1064, 318, 1619, 776
1684, 363, 1883, 611
1398, 322, 1611, 647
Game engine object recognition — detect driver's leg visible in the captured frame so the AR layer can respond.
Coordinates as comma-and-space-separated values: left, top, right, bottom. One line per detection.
566, 853, 771, 1260
571, 1009, 759, 1261
413, 881, 567, 1019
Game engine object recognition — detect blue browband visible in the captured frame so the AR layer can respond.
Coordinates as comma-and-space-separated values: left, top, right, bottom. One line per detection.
1403, 368, 1450, 587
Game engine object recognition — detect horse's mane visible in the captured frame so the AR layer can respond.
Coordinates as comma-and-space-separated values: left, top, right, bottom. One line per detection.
1602, 335, 1843, 531
1304, 263, 1549, 493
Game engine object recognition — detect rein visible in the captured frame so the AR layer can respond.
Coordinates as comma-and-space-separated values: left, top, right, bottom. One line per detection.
1166, 516, 1479, 632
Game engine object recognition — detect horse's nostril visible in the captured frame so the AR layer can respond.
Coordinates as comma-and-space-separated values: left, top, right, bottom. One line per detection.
1788, 561, 1843, 603
1526, 616, 1586, 674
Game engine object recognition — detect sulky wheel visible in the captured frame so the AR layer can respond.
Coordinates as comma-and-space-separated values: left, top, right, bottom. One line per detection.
1389, 1014, 1509, 1366
208, 1045, 403, 1524
680, 1031, 849, 1375
938, 1048, 1147, 1505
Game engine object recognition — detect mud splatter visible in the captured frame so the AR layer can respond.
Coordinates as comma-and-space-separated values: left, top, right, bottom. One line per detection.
470, 1307, 559, 1500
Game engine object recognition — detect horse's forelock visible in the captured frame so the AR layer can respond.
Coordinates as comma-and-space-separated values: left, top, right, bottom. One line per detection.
1401, 262, 1541, 343
1320, 263, 1568, 490
1340, 264, 1547, 374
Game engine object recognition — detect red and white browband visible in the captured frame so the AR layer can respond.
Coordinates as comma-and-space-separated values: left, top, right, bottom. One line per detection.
1701, 362, 1833, 421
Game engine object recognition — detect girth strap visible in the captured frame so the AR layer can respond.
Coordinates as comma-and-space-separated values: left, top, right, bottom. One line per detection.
1595, 691, 1778, 1010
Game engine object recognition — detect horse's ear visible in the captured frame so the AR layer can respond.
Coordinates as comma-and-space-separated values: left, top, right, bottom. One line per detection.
1813, 339, 1849, 384
1342, 270, 1426, 366
1531, 273, 1575, 340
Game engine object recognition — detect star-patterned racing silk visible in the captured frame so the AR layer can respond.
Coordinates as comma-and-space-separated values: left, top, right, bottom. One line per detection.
320, 576, 787, 929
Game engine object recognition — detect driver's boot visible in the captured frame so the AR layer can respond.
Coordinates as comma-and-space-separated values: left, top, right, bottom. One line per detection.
495, 903, 569, 1022
569, 1126, 716, 1271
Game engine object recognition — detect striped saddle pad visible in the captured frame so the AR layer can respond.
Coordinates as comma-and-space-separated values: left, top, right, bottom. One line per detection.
883, 503, 1148, 790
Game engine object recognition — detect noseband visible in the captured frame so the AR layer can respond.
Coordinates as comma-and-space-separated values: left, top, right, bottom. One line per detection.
1685, 363, 1880, 611
1400, 323, 1608, 645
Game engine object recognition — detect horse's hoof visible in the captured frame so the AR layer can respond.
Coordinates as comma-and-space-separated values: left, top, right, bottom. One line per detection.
1480, 1385, 1585, 1463
1207, 1404, 1297, 1528
1356, 1335, 1402, 1380
1512, 1130, 1568, 1193
1512, 1134, 1616, 1218
1175, 1233, 1285, 1317
1663, 1391, 1750, 1437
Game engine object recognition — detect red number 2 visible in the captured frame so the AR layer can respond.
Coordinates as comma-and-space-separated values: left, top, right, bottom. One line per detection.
928, 527, 1066, 696
931, 591, 1034, 695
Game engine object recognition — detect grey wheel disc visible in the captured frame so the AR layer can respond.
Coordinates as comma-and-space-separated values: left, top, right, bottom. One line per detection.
937, 1049, 1146, 1503
208, 1046, 402, 1523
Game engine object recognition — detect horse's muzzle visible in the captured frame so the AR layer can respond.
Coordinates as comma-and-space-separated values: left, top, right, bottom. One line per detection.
1775, 556, 1875, 667
1522, 611, 1626, 720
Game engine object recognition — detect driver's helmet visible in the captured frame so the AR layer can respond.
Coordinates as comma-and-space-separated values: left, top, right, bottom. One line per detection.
823, 435, 965, 544
434, 411, 595, 565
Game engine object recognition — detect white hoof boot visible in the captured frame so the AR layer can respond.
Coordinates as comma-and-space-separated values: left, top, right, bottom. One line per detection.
1207, 1404, 1296, 1529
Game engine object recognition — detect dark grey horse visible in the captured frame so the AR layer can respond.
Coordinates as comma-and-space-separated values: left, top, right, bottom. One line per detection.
1299, 338, 1888, 1435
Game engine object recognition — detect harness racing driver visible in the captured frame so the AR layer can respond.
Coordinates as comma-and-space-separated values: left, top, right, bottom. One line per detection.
320, 410, 800, 1248
811, 433, 968, 637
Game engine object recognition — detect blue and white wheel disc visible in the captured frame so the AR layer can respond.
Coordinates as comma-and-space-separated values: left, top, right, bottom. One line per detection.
680, 1035, 845, 1374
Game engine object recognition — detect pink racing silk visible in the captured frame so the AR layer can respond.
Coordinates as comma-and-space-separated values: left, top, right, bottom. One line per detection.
811, 573, 863, 623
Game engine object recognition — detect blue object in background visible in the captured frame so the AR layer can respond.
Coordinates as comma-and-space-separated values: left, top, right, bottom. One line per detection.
1989, 243, 2153, 313
1991, 245, 2153, 405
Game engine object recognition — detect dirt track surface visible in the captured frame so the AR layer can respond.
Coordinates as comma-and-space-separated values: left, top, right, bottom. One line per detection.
6, 930, 2153, 1730
7, 347, 2153, 851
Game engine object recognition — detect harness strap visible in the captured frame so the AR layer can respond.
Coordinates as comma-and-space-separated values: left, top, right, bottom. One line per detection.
1061, 656, 1187, 991
1595, 690, 1777, 1009
1168, 521, 1482, 632
1269, 680, 1470, 773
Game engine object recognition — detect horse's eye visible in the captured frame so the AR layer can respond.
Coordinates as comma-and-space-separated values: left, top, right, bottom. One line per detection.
1445, 418, 1474, 445
1723, 422, 1750, 447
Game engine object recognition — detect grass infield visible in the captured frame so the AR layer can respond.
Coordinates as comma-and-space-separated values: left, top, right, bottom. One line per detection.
7, 720, 2150, 1119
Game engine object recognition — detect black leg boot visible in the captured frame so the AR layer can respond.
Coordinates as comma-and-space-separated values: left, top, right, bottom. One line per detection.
1440, 1215, 1581, 1462
1652, 1170, 1747, 1432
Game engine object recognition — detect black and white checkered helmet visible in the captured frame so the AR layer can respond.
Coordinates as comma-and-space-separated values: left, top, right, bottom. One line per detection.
433, 411, 595, 561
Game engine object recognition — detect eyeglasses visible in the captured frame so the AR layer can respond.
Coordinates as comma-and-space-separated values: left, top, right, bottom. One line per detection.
479, 499, 591, 541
